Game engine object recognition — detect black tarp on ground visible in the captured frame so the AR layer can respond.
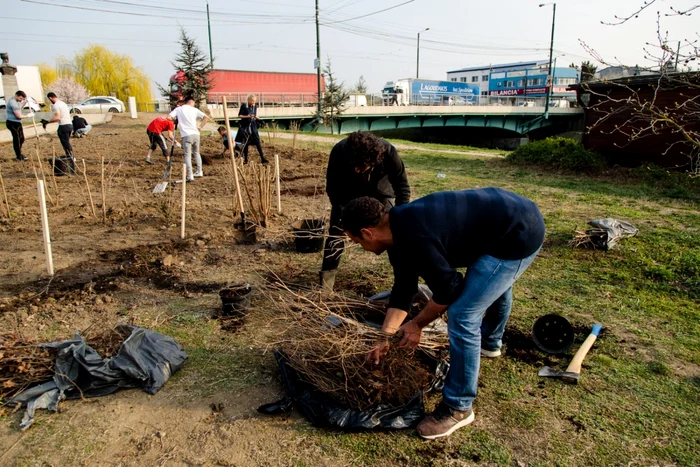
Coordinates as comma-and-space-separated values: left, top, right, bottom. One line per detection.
10, 326, 188, 430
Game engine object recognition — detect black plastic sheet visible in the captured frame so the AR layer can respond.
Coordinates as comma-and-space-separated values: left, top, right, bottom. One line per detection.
10, 326, 188, 430
258, 351, 448, 430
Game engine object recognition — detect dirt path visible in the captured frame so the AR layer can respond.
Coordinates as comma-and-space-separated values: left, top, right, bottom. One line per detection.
202, 122, 504, 159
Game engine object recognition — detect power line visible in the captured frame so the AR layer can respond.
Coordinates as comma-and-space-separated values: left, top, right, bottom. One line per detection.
320, 0, 415, 25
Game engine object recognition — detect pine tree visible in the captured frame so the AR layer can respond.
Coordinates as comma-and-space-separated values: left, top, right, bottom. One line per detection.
354, 75, 368, 93
580, 61, 598, 82
159, 27, 213, 108
314, 58, 349, 134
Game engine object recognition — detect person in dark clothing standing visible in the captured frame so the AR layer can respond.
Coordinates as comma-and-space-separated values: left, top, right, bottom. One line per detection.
5, 90, 34, 161
236, 94, 268, 164
320, 131, 410, 290
44, 92, 73, 158
341, 188, 545, 440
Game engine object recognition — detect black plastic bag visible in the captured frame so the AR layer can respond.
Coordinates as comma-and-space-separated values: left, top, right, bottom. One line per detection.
10, 326, 188, 430
259, 350, 448, 431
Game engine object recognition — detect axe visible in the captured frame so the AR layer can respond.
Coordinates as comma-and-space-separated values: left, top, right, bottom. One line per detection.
538, 324, 602, 384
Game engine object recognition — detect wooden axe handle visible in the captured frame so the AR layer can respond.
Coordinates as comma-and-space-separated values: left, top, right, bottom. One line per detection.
565, 324, 603, 374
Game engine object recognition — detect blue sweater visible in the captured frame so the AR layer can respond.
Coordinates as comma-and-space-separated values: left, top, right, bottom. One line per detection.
387, 187, 545, 310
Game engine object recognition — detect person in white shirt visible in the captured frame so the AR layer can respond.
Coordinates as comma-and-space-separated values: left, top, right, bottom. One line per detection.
44, 92, 74, 157
167, 95, 209, 182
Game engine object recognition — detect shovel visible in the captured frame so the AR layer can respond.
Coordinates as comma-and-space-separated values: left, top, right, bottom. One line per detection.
153, 142, 176, 193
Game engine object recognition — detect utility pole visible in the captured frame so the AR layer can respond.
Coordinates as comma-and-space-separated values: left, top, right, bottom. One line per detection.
540, 2, 556, 119
316, 0, 322, 116
207, 1, 213, 67
416, 27, 429, 79
675, 41, 681, 71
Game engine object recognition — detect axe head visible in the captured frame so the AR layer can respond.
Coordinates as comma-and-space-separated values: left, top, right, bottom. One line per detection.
538, 366, 580, 384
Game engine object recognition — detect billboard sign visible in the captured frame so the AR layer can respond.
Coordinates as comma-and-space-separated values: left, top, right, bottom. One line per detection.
489, 86, 549, 96
410, 80, 479, 103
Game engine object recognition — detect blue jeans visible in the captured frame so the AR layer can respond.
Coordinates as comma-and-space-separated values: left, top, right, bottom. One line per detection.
442, 249, 540, 411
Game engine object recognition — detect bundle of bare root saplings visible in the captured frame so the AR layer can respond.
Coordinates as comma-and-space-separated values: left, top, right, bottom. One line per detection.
0, 324, 131, 401
260, 281, 449, 411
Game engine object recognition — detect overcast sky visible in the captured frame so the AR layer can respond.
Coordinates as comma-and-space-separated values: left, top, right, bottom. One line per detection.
5, 0, 697, 97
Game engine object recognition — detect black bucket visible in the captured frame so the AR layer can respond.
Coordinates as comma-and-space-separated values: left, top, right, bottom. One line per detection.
49, 156, 76, 176
292, 218, 325, 253
532, 314, 575, 354
219, 283, 253, 317
234, 220, 257, 245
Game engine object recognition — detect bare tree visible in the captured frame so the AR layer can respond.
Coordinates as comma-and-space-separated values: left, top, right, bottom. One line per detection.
579, 2, 700, 173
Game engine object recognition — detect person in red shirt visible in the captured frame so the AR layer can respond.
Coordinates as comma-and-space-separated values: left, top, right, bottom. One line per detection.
145, 116, 179, 164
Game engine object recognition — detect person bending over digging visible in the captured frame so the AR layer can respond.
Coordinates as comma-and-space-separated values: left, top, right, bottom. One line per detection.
341, 188, 545, 440
145, 115, 178, 165
320, 131, 410, 291
217, 126, 240, 158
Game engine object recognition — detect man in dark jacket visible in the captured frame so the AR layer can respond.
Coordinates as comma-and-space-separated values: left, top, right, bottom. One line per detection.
321, 131, 410, 290
341, 188, 545, 440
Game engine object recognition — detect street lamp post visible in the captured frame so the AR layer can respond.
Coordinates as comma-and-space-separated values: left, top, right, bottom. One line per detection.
539, 2, 556, 119
416, 27, 430, 79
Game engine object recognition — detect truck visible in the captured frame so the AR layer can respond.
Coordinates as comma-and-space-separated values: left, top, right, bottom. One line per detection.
381, 79, 479, 106
169, 69, 326, 107
0, 65, 45, 110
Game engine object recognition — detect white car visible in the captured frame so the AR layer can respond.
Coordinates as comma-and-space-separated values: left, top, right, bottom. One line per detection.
69, 96, 125, 114
0, 95, 42, 112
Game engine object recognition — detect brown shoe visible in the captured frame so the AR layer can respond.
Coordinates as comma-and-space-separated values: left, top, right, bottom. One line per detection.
416, 402, 474, 440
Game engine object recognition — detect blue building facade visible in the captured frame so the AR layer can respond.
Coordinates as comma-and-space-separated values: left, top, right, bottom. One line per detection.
447, 60, 579, 104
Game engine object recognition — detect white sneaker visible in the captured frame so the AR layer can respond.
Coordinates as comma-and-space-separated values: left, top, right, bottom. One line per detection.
481, 348, 502, 358
193, 170, 203, 177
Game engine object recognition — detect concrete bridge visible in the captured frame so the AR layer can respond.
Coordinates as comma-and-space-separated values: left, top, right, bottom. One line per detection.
210, 105, 583, 135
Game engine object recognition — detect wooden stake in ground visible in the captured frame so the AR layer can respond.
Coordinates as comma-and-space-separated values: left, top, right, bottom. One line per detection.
0, 167, 10, 218
275, 153, 281, 213
50, 149, 59, 207
222, 97, 246, 225
81, 159, 97, 218
100, 155, 107, 223
180, 163, 187, 239
37, 179, 54, 276
33, 150, 53, 206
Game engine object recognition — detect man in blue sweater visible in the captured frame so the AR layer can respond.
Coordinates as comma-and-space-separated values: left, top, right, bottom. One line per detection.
341, 187, 545, 440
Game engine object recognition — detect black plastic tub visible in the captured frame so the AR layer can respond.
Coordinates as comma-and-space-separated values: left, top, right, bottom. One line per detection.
49, 155, 76, 176
292, 218, 325, 253
219, 283, 253, 318
531, 314, 575, 354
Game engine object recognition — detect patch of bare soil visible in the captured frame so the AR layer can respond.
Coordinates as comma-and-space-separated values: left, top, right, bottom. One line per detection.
0, 114, 347, 465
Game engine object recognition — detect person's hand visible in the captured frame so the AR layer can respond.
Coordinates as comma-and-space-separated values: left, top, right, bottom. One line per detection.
397, 320, 423, 349
174, 140, 182, 148
25, 112, 35, 119
366, 341, 389, 366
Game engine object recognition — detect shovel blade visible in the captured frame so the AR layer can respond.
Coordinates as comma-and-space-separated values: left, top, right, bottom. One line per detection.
153, 182, 168, 193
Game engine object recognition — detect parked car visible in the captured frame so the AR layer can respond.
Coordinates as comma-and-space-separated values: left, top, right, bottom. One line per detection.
0, 95, 42, 112
69, 96, 124, 114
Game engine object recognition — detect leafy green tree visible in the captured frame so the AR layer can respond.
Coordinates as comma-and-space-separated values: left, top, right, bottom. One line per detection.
159, 27, 213, 108
314, 58, 349, 134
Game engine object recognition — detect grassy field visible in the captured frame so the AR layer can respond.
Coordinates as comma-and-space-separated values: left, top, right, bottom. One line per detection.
1, 129, 698, 465
172, 142, 698, 465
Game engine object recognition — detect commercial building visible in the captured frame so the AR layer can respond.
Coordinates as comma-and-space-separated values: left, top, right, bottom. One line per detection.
447, 60, 579, 105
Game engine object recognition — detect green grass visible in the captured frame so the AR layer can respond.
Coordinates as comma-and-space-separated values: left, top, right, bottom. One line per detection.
282, 143, 699, 465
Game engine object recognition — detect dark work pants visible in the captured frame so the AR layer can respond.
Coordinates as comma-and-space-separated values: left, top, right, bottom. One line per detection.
147, 131, 168, 157
6, 120, 24, 159
58, 124, 74, 156
321, 198, 394, 272
240, 130, 265, 163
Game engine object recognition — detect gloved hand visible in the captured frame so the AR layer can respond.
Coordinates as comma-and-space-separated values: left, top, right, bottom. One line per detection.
40, 119, 49, 130
174, 141, 182, 149
26, 112, 35, 119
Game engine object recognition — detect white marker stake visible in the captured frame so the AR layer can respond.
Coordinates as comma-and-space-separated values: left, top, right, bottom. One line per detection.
180, 163, 187, 239
128, 96, 137, 119
275, 154, 281, 213
37, 180, 54, 276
